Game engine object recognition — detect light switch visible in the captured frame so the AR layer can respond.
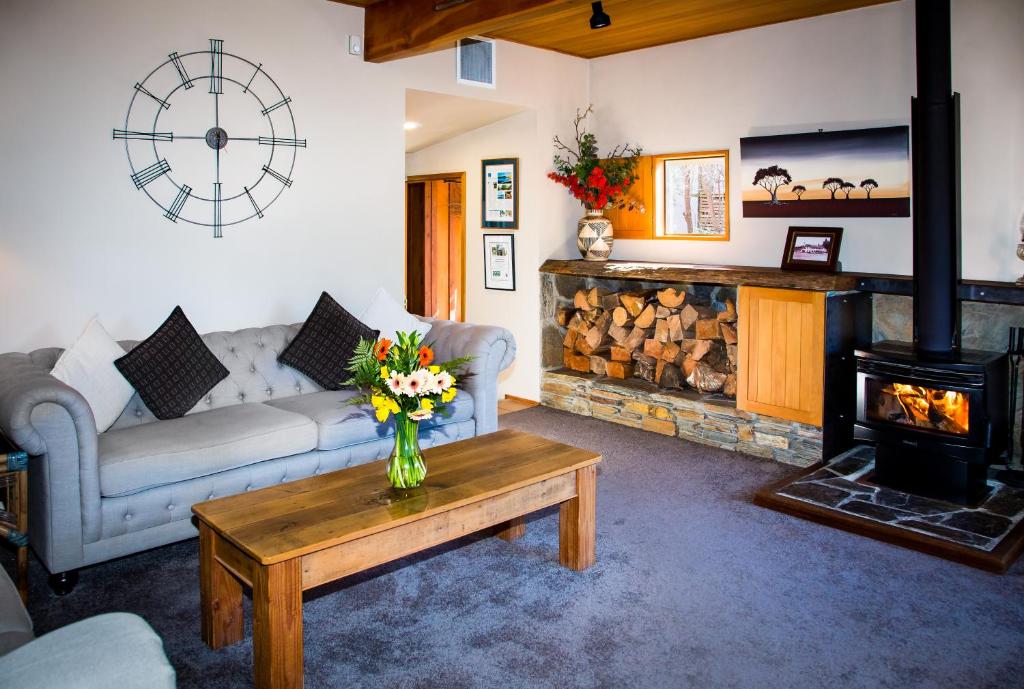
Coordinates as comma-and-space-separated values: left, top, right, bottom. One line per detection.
348, 35, 362, 56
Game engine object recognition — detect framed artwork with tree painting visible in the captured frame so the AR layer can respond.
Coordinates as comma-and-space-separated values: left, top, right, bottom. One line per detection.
781, 226, 843, 272
740, 126, 909, 218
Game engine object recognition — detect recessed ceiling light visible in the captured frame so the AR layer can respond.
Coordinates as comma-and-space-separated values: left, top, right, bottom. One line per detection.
404, 121, 421, 130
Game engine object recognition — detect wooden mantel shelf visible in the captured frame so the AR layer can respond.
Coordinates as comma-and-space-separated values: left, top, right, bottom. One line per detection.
539, 260, 1024, 305
540, 259, 861, 291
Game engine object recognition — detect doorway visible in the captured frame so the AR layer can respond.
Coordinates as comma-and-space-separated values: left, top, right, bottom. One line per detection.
406, 173, 466, 322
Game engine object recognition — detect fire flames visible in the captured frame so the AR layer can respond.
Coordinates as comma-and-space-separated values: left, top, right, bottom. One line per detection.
881, 383, 969, 435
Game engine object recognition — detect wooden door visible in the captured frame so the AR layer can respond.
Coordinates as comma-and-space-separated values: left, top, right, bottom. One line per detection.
405, 182, 427, 317
736, 286, 825, 426
405, 176, 465, 321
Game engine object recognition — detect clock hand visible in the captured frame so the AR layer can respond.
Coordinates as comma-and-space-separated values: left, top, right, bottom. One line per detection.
213, 145, 222, 239
165, 135, 307, 147
113, 129, 173, 141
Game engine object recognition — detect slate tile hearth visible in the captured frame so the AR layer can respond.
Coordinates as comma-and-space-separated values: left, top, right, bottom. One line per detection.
775, 445, 1024, 552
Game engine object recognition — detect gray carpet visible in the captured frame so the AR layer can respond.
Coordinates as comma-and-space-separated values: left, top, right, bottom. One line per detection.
16, 406, 1024, 689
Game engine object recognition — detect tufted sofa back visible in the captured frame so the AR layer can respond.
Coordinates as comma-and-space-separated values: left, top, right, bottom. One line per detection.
106, 323, 322, 431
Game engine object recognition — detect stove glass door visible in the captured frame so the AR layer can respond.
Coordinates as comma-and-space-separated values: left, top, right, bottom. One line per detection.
864, 377, 970, 436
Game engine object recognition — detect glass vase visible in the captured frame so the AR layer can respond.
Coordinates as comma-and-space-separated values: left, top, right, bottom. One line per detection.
387, 413, 427, 489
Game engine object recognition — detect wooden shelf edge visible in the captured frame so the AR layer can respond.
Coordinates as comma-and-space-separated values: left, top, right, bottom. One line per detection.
540, 260, 1024, 305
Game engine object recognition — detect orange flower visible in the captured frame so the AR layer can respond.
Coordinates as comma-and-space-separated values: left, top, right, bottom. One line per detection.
418, 345, 434, 367
375, 338, 392, 362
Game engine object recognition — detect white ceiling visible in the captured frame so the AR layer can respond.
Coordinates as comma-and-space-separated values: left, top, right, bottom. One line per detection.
405, 89, 528, 153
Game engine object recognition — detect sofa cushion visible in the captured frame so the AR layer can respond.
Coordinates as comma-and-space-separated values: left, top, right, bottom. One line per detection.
98, 403, 317, 497
359, 287, 431, 342
0, 612, 175, 689
50, 317, 135, 432
114, 306, 229, 420
264, 389, 475, 451
277, 292, 378, 391
0, 567, 32, 656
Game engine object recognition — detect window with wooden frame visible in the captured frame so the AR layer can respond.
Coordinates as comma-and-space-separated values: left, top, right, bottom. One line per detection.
605, 150, 730, 241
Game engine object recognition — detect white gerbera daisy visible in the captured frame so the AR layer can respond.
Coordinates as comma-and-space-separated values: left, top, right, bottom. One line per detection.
404, 369, 429, 396
387, 372, 405, 395
436, 371, 454, 390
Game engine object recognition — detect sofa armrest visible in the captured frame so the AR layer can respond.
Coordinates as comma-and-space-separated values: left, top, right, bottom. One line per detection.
0, 352, 102, 569
419, 319, 516, 435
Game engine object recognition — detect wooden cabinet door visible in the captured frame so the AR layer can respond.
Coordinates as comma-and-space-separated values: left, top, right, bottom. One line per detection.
737, 286, 825, 426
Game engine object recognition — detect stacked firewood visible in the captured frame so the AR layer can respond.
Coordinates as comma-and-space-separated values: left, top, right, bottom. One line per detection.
558, 286, 738, 397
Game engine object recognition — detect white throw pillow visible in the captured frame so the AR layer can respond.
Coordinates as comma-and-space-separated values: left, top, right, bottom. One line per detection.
50, 317, 135, 432
359, 287, 432, 343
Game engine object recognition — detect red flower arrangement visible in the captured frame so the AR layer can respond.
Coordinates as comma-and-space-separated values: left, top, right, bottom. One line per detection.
548, 105, 643, 212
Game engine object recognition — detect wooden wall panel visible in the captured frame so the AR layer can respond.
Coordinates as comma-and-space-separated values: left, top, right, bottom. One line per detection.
737, 286, 825, 426
447, 181, 464, 321
429, 180, 449, 321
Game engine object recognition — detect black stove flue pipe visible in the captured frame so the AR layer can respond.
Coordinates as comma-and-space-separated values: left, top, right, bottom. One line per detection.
911, 0, 961, 356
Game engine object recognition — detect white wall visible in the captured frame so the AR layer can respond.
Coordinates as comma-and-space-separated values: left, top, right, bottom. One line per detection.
589, 0, 1024, 281
0, 0, 405, 352
403, 52, 589, 400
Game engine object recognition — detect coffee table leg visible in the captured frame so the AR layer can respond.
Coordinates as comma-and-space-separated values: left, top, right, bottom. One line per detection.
199, 523, 244, 649
253, 559, 303, 689
559, 465, 596, 571
495, 516, 526, 541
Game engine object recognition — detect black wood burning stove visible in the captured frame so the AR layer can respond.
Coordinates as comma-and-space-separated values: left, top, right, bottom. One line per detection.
852, 0, 1009, 504
855, 342, 1007, 503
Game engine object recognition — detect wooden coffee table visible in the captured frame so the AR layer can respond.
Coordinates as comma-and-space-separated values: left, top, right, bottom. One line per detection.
192, 429, 600, 689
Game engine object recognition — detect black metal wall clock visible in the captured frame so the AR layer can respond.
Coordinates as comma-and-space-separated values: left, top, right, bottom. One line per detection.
112, 39, 306, 238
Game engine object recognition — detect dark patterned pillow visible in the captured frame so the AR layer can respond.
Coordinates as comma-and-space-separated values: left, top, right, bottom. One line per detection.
278, 291, 379, 391
114, 306, 229, 420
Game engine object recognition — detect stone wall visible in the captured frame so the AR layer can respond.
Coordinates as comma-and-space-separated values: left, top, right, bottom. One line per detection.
541, 370, 823, 467
540, 272, 821, 467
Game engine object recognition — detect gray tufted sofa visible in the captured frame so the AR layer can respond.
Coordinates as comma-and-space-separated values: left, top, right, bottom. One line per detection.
0, 316, 515, 592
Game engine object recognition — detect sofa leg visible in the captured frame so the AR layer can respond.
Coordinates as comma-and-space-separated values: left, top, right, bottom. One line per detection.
48, 570, 79, 596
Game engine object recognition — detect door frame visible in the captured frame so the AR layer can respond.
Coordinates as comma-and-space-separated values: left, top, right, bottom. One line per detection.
405, 172, 467, 322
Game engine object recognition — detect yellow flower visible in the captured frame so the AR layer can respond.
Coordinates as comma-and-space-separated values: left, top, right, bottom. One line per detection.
442, 388, 457, 403
371, 395, 386, 409
386, 399, 400, 414
375, 406, 390, 422
380, 366, 389, 381
428, 365, 441, 374
421, 398, 434, 411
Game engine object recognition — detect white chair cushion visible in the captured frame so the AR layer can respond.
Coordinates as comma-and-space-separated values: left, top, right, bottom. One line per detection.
51, 317, 135, 432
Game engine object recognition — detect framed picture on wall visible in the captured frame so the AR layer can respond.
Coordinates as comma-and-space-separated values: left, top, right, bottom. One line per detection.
781, 226, 843, 272
481, 157, 518, 229
483, 233, 516, 291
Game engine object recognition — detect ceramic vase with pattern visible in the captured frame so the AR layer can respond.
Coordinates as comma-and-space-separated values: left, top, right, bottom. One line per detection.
577, 209, 614, 262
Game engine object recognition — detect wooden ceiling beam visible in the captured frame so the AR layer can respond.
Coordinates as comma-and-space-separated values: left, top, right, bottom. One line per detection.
363, 0, 575, 63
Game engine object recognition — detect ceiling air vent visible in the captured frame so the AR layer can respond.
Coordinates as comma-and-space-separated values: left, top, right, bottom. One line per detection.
457, 37, 495, 88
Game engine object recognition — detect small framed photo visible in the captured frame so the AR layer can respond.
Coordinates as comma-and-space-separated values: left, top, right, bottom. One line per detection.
483, 233, 516, 291
482, 158, 518, 229
781, 226, 843, 272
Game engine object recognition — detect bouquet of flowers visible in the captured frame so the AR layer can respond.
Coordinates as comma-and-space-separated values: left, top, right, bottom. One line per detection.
547, 105, 643, 211
346, 331, 471, 488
